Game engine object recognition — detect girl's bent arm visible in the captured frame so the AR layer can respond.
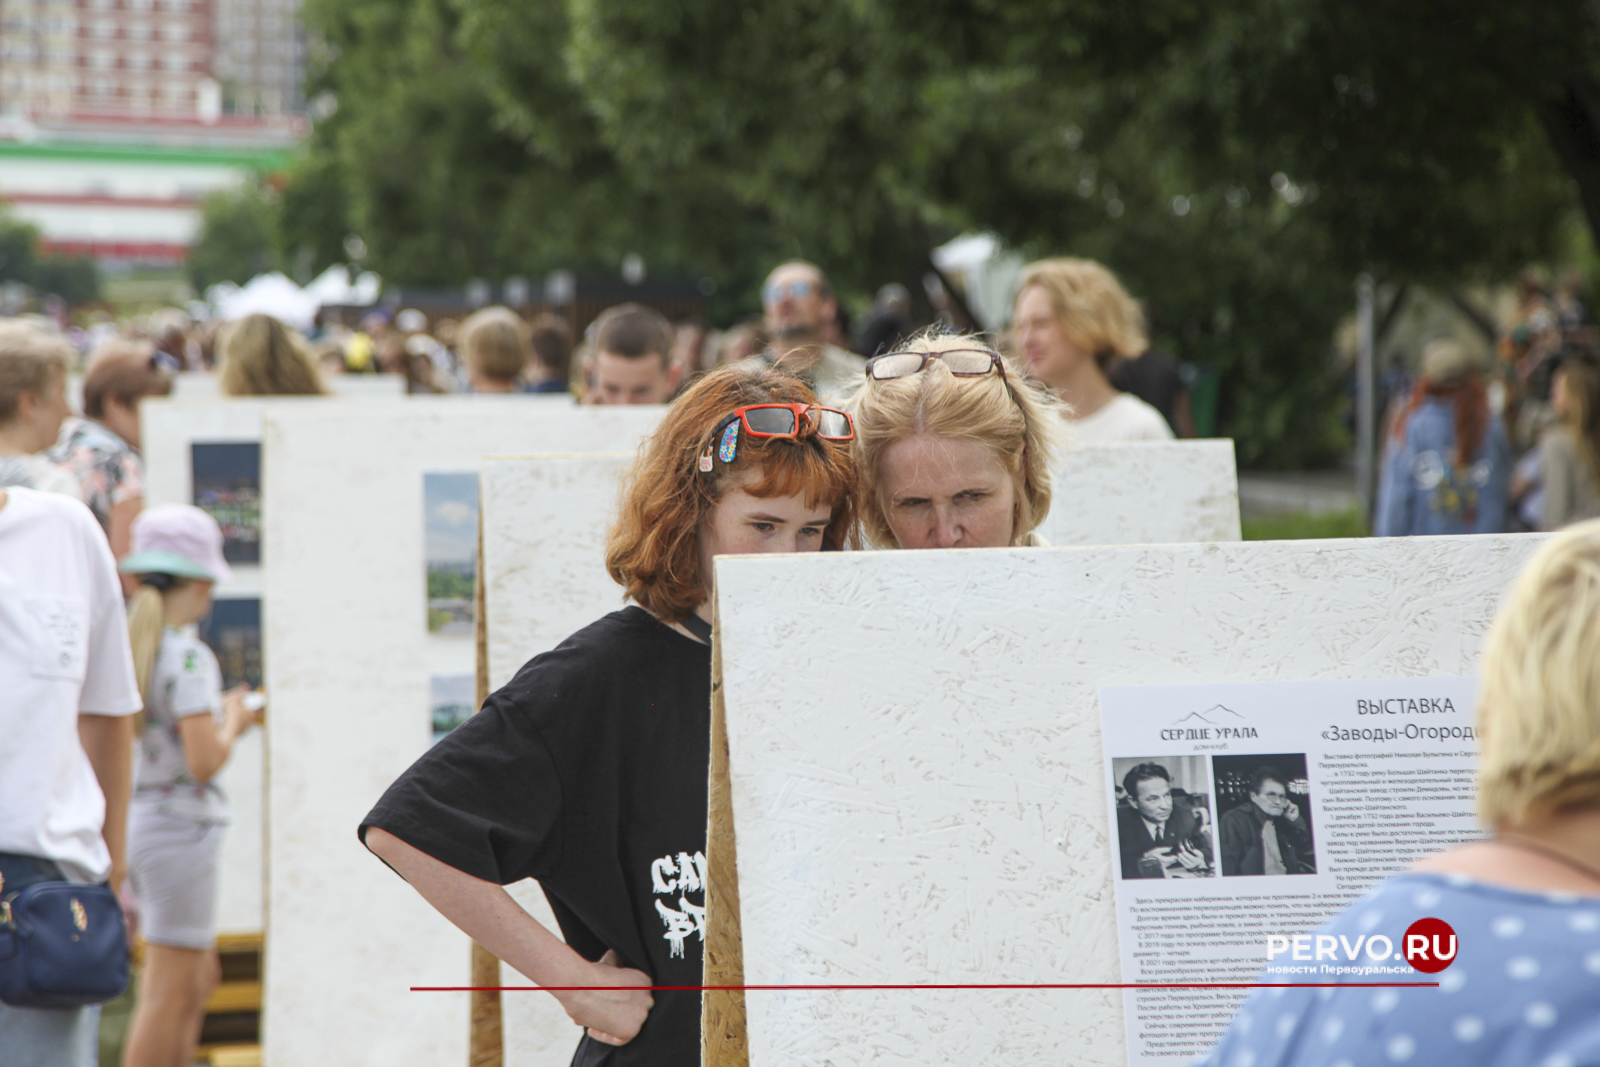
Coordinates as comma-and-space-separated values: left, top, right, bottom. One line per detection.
362, 826, 655, 1045
178, 687, 256, 782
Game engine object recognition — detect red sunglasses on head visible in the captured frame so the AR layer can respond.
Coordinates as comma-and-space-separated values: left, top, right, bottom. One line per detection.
698, 403, 855, 472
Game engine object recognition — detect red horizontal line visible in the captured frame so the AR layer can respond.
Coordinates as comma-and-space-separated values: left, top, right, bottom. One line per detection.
7, 193, 200, 209
413, 982, 1439, 992
40, 239, 186, 252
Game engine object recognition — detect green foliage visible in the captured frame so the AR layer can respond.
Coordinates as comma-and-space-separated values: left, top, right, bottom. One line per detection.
30, 254, 100, 304
0, 207, 99, 303
1242, 507, 1369, 541
0, 212, 39, 283
296, 0, 779, 289
189, 180, 280, 290
282, 0, 1600, 465
426, 565, 474, 600
275, 152, 355, 281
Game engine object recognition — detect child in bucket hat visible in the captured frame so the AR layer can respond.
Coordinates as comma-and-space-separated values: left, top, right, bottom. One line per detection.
118, 503, 233, 585
116, 504, 259, 1067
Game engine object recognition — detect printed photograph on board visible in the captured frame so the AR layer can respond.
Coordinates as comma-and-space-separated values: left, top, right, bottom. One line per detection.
1211, 752, 1316, 876
1111, 755, 1216, 879
424, 472, 478, 635
192, 442, 261, 564
430, 674, 474, 743
197, 596, 262, 690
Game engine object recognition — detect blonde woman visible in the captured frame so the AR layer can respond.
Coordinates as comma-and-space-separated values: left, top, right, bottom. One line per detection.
850, 331, 1064, 548
217, 314, 327, 396
1011, 257, 1172, 442
1539, 350, 1600, 529
1198, 519, 1600, 1067
459, 306, 531, 394
118, 505, 260, 1067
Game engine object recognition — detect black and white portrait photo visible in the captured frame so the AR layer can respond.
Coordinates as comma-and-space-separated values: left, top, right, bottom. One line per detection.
1111, 756, 1216, 880
1212, 753, 1316, 877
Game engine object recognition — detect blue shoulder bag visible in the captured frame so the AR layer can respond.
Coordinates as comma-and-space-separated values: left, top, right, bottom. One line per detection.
0, 853, 130, 1009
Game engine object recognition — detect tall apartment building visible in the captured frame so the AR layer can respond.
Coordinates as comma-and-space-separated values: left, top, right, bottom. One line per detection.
0, 0, 306, 263
0, 0, 219, 123
213, 0, 303, 115
0, 0, 305, 126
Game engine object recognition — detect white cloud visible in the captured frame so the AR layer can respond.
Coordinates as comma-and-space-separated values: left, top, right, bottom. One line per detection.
434, 500, 474, 526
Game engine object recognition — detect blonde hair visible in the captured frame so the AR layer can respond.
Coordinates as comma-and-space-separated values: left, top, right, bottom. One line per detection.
1015, 258, 1147, 372
460, 307, 531, 384
1555, 356, 1600, 486
218, 314, 327, 396
126, 581, 184, 732
849, 332, 1065, 548
1477, 518, 1600, 825
0, 322, 73, 423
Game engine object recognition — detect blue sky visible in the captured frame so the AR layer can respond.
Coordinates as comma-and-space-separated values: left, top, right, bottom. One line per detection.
430, 673, 474, 710
424, 472, 478, 566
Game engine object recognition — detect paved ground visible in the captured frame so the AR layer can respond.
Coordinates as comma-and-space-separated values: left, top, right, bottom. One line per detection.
1237, 470, 1359, 518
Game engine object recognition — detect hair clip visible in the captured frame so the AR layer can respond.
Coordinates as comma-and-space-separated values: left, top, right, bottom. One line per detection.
718, 421, 740, 463
698, 452, 713, 473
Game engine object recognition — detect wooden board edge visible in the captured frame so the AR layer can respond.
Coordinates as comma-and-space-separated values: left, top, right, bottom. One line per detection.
702, 597, 748, 1067
470, 495, 504, 1067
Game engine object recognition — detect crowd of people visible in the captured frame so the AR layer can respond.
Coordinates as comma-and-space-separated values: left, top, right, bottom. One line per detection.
2, 251, 1598, 1067
1376, 275, 1600, 535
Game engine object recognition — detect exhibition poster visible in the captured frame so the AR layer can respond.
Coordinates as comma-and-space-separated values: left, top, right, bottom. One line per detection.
1099, 676, 1481, 1064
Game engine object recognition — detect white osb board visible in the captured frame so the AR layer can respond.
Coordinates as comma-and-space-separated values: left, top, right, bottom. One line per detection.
143, 396, 277, 599
481, 453, 634, 690
142, 396, 319, 935
143, 394, 423, 934
480, 452, 639, 1065
260, 405, 664, 1067
1037, 439, 1241, 546
170, 371, 408, 398
714, 534, 1545, 1067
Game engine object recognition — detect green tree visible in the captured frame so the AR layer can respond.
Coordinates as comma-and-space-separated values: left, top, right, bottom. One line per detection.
189, 180, 281, 290
0, 207, 99, 304
0, 210, 39, 285
292, 0, 795, 314
286, 0, 1600, 465
275, 151, 356, 282
545, 0, 1596, 464
31, 253, 100, 304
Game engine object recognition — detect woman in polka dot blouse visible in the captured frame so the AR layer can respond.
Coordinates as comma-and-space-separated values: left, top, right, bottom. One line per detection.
1197, 518, 1600, 1067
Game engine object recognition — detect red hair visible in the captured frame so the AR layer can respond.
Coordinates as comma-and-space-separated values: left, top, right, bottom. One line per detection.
1391, 375, 1488, 468
605, 363, 858, 622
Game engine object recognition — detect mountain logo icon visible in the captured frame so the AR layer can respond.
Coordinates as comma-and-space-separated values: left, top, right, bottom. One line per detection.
1170, 704, 1248, 727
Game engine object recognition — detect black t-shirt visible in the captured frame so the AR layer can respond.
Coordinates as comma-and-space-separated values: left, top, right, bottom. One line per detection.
360, 606, 713, 1067
1108, 348, 1184, 434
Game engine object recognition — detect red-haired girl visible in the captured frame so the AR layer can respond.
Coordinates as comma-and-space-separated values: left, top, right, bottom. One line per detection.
1375, 338, 1510, 536
360, 363, 856, 1066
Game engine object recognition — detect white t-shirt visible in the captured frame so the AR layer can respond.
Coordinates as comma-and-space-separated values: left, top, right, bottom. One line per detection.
133, 628, 228, 823
0, 486, 141, 881
1067, 392, 1175, 445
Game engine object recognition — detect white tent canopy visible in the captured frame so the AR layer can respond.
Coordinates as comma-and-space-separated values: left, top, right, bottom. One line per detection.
206, 267, 383, 332
303, 265, 382, 308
